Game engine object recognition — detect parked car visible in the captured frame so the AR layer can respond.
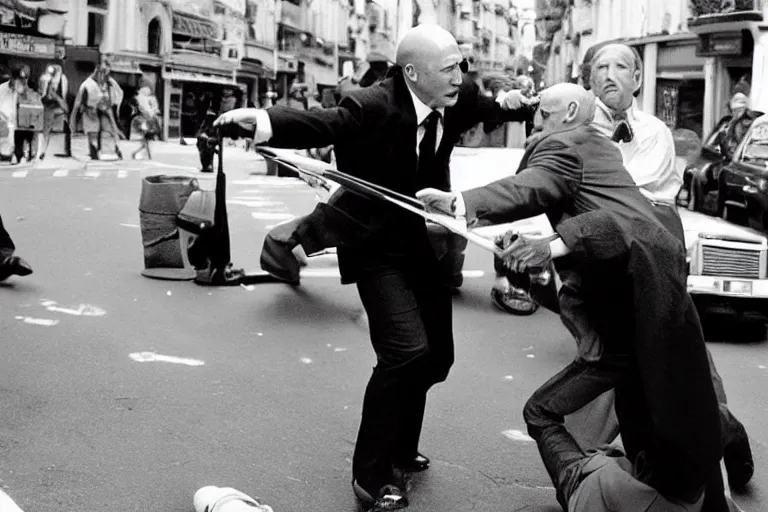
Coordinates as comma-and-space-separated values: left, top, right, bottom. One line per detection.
719, 114, 768, 231
677, 115, 732, 215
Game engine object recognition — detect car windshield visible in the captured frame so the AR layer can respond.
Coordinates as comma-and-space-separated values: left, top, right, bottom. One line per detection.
742, 123, 768, 164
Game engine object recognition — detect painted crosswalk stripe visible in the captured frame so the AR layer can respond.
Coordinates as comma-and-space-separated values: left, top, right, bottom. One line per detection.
52, 169, 68, 177
84, 170, 101, 178
117, 170, 128, 178
11, 170, 27, 178
251, 212, 295, 221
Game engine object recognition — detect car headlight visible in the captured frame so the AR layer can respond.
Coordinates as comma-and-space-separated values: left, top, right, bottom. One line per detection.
687, 238, 700, 275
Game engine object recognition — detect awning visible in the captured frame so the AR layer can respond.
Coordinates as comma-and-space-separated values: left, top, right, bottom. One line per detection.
172, 10, 217, 39
163, 67, 236, 86
237, 57, 264, 79
104, 51, 163, 74
244, 42, 276, 76
165, 50, 237, 75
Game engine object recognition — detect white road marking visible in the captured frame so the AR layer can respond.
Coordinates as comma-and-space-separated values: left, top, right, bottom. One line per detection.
462, 270, 484, 278
40, 300, 106, 317
504, 375, 514, 381
11, 170, 27, 178
117, 170, 128, 178
232, 177, 305, 187
502, 429, 534, 442
129, 351, 205, 366
83, 207, 93, 211
84, 170, 101, 178
227, 199, 287, 208
333, 347, 347, 352
0, 489, 25, 512
150, 161, 198, 171
251, 212, 295, 221
15, 316, 59, 327
526, 354, 535, 359
300, 357, 313, 364
301, 268, 341, 278
52, 169, 68, 177
119, 223, 140, 228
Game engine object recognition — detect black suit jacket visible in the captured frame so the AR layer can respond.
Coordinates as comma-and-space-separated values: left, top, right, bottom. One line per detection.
266, 70, 533, 283
557, 210, 722, 499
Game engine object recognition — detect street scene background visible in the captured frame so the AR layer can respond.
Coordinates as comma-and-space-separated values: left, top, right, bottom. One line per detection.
1, 139, 767, 512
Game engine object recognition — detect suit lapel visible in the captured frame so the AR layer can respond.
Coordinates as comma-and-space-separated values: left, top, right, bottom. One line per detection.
390, 74, 419, 186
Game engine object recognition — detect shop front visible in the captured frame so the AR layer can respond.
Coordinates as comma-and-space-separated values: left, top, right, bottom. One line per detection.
0, 30, 66, 83
162, 53, 241, 142
103, 51, 164, 138
688, 17, 767, 136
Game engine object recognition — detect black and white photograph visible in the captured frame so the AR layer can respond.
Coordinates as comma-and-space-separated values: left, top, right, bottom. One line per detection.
1, 0, 767, 511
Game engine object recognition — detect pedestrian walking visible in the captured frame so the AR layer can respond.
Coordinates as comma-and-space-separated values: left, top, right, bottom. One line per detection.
38, 64, 72, 160
215, 23, 535, 511
131, 85, 161, 160
70, 61, 124, 160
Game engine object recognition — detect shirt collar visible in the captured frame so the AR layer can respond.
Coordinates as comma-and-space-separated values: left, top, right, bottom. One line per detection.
595, 97, 639, 123
405, 81, 445, 125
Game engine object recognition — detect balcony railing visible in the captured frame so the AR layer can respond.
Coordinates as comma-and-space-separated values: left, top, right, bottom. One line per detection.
689, 0, 764, 22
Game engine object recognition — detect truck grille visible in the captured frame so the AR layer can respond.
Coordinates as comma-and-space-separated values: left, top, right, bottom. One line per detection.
701, 246, 761, 279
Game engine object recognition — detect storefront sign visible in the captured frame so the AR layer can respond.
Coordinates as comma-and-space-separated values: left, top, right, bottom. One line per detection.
106, 55, 143, 75
696, 32, 743, 57
163, 67, 236, 86
172, 11, 217, 39
0, 32, 62, 58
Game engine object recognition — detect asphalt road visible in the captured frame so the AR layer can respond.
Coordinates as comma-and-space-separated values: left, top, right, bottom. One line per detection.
0, 140, 766, 512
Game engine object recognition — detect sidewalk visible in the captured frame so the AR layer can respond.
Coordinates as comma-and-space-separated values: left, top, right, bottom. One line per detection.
0, 135, 266, 172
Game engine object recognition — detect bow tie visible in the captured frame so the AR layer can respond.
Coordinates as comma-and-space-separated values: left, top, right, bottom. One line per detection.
611, 112, 633, 143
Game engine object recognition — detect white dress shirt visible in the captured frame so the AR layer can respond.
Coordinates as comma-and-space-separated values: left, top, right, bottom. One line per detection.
591, 98, 681, 205
405, 83, 445, 156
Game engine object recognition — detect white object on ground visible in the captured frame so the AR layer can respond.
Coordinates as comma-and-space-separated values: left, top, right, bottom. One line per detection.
194, 486, 274, 512
129, 351, 204, 366
0, 489, 25, 512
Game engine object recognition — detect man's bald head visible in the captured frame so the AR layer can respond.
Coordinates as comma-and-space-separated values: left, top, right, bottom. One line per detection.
534, 83, 596, 134
395, 24, 464, 108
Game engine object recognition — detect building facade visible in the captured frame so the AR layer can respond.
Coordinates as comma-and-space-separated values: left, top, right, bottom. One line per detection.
0, 0, 68, 83
540, 0, 768, 141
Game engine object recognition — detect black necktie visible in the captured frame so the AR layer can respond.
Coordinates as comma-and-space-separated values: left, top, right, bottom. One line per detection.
612, 111, 633, 143
418, 111, 441, 178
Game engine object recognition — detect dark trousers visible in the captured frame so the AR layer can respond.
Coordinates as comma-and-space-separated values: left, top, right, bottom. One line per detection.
14, 130, 35, 162
0, 213, 15, 258
353, 266, 454, 492
524, 354, 728, 511
197, 135, 216, 171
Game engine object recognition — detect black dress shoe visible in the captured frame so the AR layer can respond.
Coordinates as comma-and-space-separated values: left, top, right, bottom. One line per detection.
394, 452, 430, 472
352, 480, 408, 511
724, 433, 754, 491
0, 255, 33, 282
490, 286, 539, 316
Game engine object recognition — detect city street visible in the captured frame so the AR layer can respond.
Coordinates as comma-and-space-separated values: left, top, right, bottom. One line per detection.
1, 138, 767, 512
